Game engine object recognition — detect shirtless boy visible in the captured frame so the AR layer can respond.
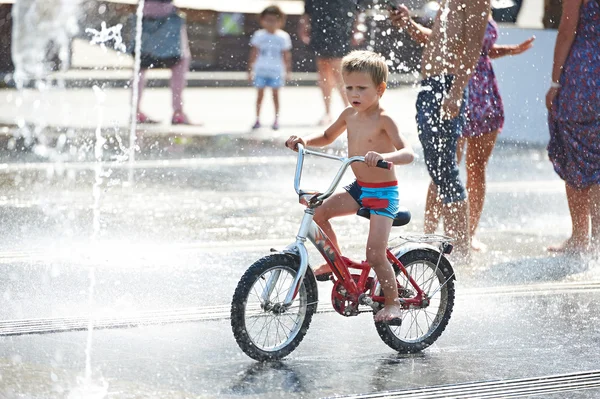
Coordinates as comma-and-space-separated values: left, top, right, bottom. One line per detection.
285, 50, 415, 323
390, 0, 491, 260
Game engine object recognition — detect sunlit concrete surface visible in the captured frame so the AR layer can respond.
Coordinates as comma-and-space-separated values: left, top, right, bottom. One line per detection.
0, 130, 599, 397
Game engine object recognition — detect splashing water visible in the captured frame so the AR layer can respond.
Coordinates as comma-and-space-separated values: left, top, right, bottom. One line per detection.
11, 0, 81, 86
438, 0, 451, 120
129, 0, 146, 182
85, 2, 145, 182
10, 0, 81, 158
86, 21, 127, 53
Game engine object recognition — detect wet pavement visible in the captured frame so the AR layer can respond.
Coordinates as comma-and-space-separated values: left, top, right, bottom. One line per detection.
1, 86, 600, 398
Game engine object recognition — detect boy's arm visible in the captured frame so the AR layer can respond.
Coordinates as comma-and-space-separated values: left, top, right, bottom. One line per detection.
306, 109, 348, 147
285, 109, 349, 150
379, 115, 415, 165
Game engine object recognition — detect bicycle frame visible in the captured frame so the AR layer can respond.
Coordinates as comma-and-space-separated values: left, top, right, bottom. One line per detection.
275, 145, 425, 309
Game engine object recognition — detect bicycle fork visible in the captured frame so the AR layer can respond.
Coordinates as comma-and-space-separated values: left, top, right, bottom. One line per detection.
261, 208, 314, 309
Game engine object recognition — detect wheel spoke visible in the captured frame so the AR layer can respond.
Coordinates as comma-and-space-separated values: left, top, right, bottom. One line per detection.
234, 261, 315, 356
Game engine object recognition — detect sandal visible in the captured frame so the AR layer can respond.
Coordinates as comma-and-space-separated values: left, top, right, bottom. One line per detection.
137, 112, 160, 124
315, 272, 332, 282
383, 317, 402, 326
172, 112, 192, 125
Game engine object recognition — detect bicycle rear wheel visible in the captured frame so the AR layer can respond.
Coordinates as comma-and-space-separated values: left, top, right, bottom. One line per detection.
375, 249, 455, 353
231, 254, 318, 361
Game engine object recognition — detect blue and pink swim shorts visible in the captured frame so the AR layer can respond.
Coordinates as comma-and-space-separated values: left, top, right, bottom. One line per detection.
344, 180, 399, 220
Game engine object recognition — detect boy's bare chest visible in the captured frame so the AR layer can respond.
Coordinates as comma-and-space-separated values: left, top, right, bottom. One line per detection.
347, 122, 386, 154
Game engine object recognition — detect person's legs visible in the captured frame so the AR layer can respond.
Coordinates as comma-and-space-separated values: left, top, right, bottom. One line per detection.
590, 184, 600, 253
272, 88, 280, 129
424, 182, 441, 234
170, 24, 192, 124
329, 57, 349, 107
464, 131, 498, 250
171, 57, 190, 114
420, 118, 470, 259
548, 183, 590, 253
316, 58, 336, 125
136, 69, 146, 114
312, 191, 361, 275
417, 76, 470, 260
367, 214, 402, 323
135, 68, 160, 123
424, 137, 466, 234
253, 87, 265, 129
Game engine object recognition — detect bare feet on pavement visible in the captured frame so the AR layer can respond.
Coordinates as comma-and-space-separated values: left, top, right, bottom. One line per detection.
471, 236, 488, 252
547, 237, 589, 254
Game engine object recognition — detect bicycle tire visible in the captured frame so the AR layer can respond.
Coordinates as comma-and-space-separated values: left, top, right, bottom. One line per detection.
375, 249, 455, 353
231, 254, 318, 361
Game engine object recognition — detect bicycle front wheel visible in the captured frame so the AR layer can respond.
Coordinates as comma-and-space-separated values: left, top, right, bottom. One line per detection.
375, 249, 455, 353
231, 254, 318, 361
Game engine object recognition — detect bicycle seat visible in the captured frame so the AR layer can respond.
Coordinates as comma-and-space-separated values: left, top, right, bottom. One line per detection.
356, 207, 412, 227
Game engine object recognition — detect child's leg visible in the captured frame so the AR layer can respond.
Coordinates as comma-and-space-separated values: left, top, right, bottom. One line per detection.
312, 191, 360, 274
272, 88, 280, 129
367, 214, 402, 322
255, 88, 265, 123
272, 88, 280, 118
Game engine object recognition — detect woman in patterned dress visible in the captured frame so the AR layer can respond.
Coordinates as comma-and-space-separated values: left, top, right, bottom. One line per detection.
395, 10, 534, 251
546, 0, 600, 254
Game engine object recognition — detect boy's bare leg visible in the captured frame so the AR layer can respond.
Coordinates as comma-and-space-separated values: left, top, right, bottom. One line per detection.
312, 191, 360, 275
367, 214, 402, 322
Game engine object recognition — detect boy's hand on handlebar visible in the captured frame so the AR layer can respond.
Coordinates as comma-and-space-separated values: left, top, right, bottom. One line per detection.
364, 151, 384, 167
285, 136, 306, 152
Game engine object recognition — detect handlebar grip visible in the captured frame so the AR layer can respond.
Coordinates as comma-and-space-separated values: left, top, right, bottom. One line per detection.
376, 160, 393, 170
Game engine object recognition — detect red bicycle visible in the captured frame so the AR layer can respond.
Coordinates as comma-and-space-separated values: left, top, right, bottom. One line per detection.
231, 144, 456, 361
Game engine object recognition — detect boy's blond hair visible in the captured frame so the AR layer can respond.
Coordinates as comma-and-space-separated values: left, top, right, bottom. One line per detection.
341, 50, 388, 86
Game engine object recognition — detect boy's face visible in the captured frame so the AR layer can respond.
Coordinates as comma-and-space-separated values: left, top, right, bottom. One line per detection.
261, 14, 281, 32
343, 71, 385, 111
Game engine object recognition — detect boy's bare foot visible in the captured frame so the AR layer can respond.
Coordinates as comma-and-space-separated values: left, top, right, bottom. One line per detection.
374, 304, 403, 325
471, 236, 487, 252
547, 237, 589, 254
312, 263, 332, 281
